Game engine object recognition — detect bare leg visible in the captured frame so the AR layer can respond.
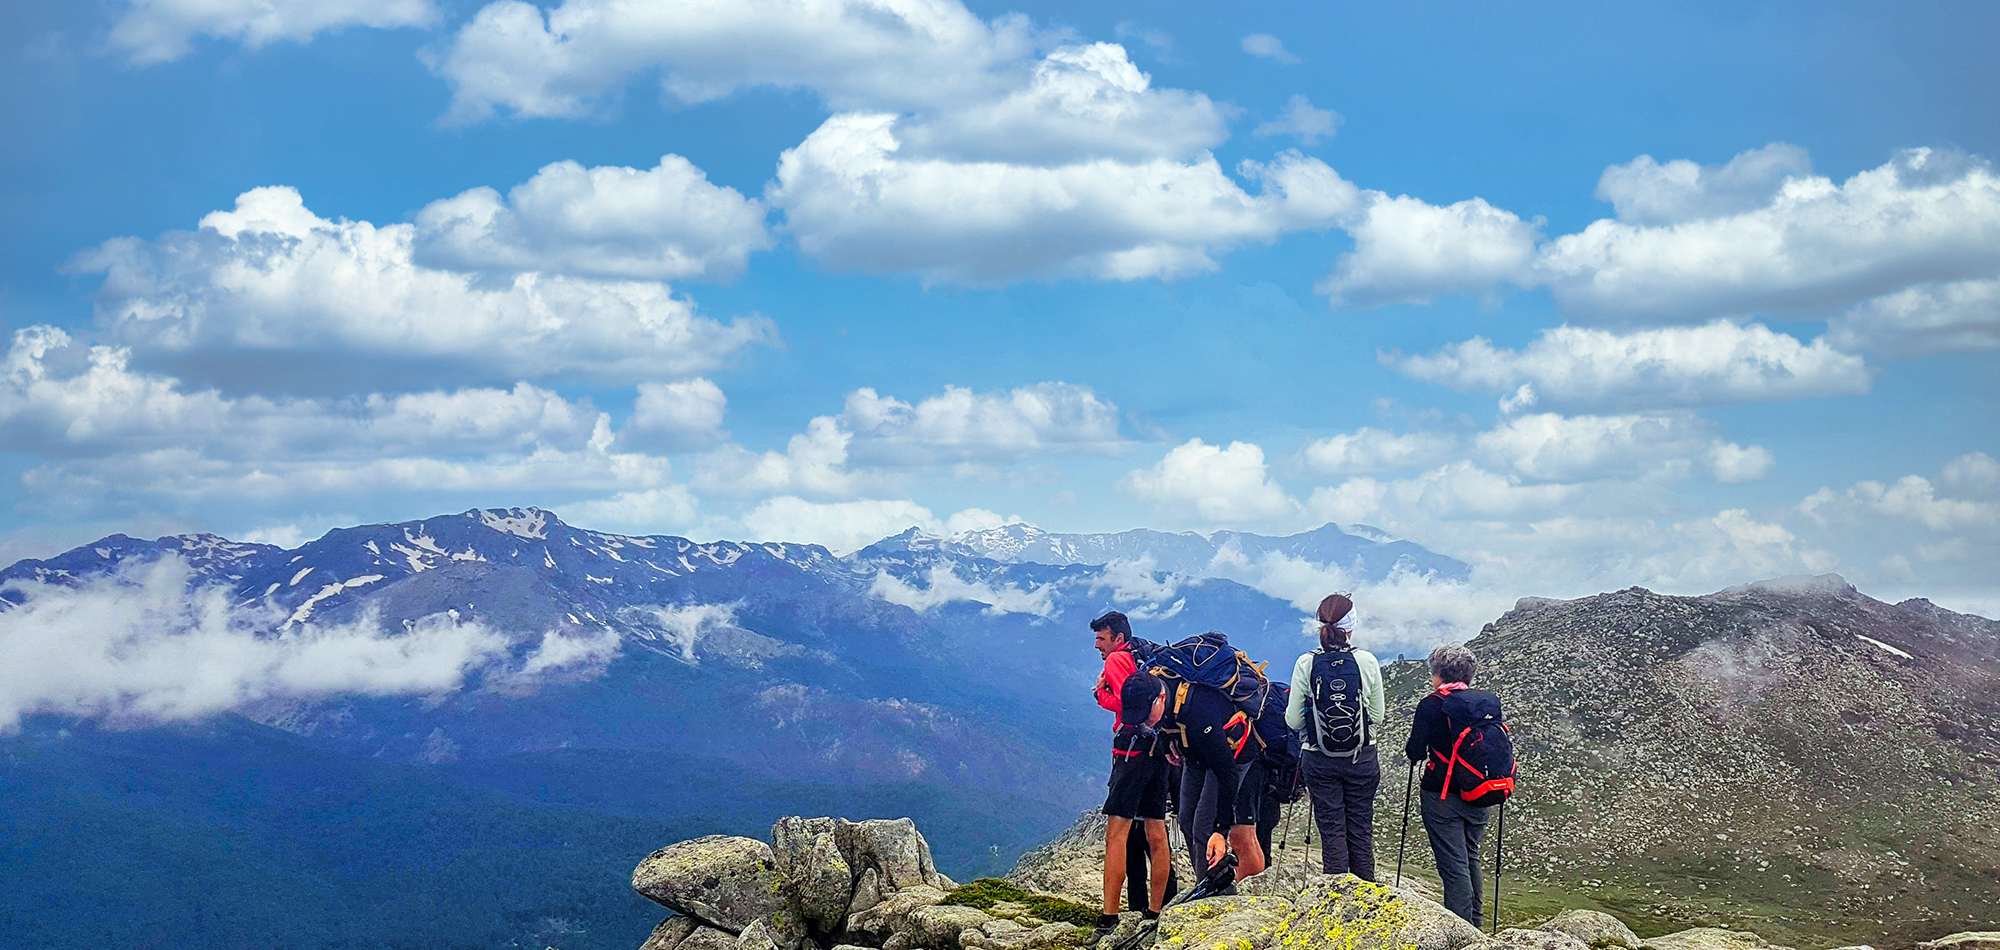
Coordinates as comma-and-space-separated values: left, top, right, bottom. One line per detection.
1144, 819, 1171, 912
1103, 817, 1133, 916
1229, 824, 1267, 879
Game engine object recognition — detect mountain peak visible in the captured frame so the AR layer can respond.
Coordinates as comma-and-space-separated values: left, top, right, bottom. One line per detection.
1723, 573, 1856, 598
465, 507, 562, 540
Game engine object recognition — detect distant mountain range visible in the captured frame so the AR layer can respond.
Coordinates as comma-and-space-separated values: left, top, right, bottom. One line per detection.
0, 509, 1462, 950
865, 520, 1469, 581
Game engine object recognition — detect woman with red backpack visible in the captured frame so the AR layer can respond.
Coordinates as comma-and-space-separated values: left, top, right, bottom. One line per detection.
1405, 644, 1515, 928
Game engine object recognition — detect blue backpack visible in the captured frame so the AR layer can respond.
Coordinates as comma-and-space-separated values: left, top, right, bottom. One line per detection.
1256, 681, 1304, 803
1129, 631, 1274, 713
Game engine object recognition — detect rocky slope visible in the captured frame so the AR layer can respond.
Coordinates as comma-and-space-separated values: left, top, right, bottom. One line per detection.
1372, 576, 2000, 948
626, 813, 1998, 950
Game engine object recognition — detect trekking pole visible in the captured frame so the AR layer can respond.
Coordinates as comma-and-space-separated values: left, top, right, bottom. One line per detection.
1395, 760, 1415, 887
1489, 800, 1505, 934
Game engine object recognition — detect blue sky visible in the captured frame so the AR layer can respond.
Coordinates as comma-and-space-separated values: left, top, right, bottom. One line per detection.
2, 0, 1997, 627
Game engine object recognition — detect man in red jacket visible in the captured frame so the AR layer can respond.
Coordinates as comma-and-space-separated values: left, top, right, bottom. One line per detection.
1091, 611, 1173, 934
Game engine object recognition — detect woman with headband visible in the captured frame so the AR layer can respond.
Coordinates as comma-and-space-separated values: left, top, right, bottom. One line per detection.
1284, 593, 1386, 878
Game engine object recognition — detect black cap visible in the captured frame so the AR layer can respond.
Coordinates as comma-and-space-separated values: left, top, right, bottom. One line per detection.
1119, 670, 1162, 725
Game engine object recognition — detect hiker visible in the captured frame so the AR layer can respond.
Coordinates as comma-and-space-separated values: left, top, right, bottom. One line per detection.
1407, 643, 1497, 927
1250, 679, 1298, 862
1286, 593, 1385, 879
1162, 676, 1267, 883
1091, 612, 1174, 927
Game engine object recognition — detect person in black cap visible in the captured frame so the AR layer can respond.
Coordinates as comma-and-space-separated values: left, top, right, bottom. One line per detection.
1098, 667, 1171, 935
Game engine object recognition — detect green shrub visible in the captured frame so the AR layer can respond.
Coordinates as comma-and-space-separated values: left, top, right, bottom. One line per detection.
941, 879, 1098, 926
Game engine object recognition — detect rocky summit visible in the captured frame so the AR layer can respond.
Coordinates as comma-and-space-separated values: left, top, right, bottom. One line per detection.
624, 814, 1996, 950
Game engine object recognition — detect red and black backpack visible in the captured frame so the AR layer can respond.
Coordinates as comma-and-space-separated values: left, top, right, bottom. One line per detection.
1431, 686, 1516, 806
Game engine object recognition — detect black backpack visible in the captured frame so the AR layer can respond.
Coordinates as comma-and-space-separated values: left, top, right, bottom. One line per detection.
1306, 648, 1369, 758
1433, 687, 1516, 806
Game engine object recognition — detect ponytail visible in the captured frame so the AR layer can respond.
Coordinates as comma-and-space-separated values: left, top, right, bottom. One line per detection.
1317, 593, 1354, 650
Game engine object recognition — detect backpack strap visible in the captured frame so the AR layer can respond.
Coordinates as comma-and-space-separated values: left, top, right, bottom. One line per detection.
1224, 710, 1252, 759
1440, 726, 1472, 800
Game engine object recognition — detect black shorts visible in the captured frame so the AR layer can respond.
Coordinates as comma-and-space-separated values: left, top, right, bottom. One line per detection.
1236, 759, 1267, 829
1104, 753, 1170, 821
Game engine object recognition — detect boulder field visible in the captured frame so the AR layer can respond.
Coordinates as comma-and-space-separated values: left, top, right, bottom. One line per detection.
625, 814, 1996, 950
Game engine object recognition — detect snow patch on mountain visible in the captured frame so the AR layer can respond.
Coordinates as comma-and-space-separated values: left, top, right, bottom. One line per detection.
1855, 633, 1913, 659
476, 507, 549, 539
286, 574, 385, 626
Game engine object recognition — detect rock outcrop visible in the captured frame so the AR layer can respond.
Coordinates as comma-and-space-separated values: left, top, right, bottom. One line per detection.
1538, 910, 1640, 949
630, 814, 1994, 950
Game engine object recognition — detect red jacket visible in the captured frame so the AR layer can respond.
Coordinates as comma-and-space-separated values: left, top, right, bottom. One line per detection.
1095, 645, 1137, 729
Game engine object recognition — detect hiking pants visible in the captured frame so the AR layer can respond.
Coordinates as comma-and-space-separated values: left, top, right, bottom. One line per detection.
1420, 791, 1490, 927
1301, 745, 1380, 880
1177, 757, 1245, 873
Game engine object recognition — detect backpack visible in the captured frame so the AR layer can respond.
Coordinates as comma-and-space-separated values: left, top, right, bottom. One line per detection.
1431, 687, 1516, 806
1130, 631, 1274, 716
1306, 648, 1370, 758
1258, 682, 1304, 804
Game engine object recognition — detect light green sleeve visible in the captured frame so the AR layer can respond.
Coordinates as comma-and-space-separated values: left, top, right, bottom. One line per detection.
1355, 650, 1386, 745
1285, 651, 1315, 732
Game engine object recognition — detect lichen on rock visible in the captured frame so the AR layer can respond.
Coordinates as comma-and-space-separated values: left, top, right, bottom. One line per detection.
1157, 894, 1296, 950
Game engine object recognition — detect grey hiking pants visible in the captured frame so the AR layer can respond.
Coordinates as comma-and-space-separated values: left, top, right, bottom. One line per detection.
1301, 745, 1380, 880
1420, 791, 1490, 927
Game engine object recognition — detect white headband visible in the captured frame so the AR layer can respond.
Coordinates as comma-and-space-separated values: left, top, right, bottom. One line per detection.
1325, 612, 1354, 634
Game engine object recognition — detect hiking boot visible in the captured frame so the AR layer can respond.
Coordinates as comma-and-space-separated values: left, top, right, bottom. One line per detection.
1094, 914, 1120, 937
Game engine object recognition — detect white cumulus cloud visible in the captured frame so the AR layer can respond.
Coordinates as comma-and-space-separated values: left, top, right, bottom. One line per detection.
1121, 439, 1297, 523
1708, 442, 1776, 484
1473, 412, 1770, 484
1300, 427, 1458, 476
429, 0, 1034, 122
73, 186, 771, 388
1307, 461, 1579, 524
112, 0, 437, 64
1539, 147, 2000, 323
891, 42, 1230, 165
620, 378, 729, 452
769, 115, 1359, 283
1826, 275, 2000, 358
841, 382, 1125, 465
1594, 143, 1813, 226
1801, 474, 1999, 532
413, 155, 771, 282
1943, 452, 2000, 494
1384, 321, 1871, 411
0, 325, 606, 459
1318, 194, 1541, 308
